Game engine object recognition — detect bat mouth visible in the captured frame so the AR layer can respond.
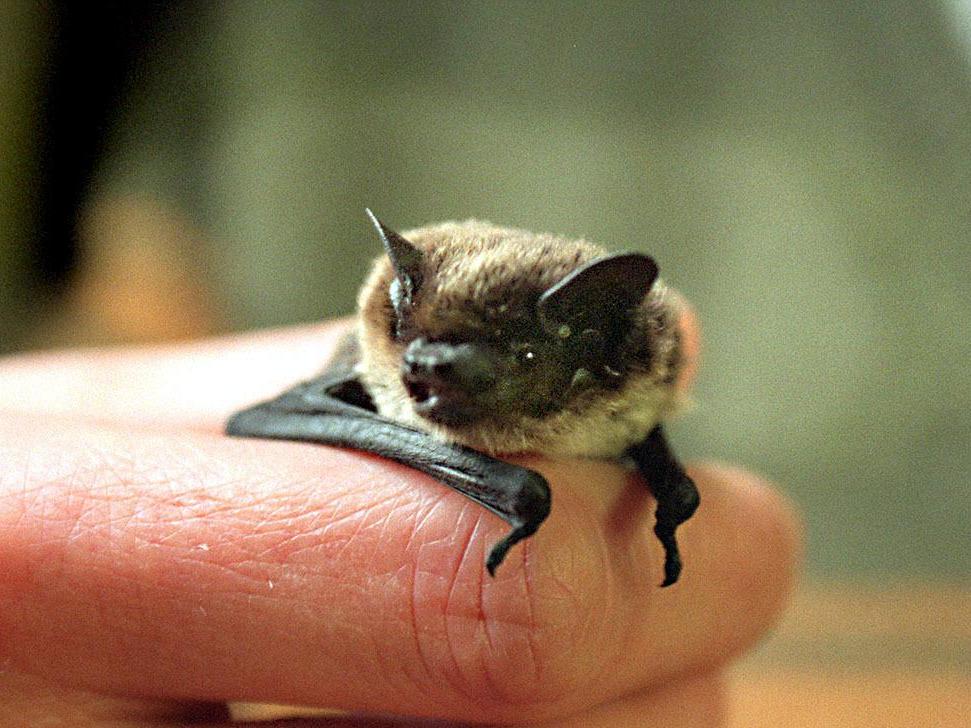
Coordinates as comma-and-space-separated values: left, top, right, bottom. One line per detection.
405, 379, 438, 410
404, 378, 426, 399
405, 378, 486, 426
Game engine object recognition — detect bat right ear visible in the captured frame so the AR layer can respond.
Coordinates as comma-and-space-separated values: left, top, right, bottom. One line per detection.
365, 208, 424, 306
538, 252, 658, 350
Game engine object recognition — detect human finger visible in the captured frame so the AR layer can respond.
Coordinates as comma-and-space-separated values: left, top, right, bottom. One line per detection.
0, 323, 346, 429
0, 414, 798, 724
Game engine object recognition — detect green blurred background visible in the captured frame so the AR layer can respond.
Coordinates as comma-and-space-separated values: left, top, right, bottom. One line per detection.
1, 1, 968, 582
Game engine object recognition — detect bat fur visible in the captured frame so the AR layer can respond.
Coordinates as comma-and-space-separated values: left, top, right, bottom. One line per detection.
227, 211, 699, 589
357, 218, 689, 458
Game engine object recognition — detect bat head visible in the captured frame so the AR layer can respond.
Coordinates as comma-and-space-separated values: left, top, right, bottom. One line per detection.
357, 211, 683, 456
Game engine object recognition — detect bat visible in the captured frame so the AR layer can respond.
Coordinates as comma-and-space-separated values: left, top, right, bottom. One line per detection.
226, 210, 699, 587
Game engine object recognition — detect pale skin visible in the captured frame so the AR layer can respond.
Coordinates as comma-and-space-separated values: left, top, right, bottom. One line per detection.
0, 314, 801, 727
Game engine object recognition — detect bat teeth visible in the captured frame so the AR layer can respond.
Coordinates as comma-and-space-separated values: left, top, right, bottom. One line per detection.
405, 380, 451, 415
413, 393, 442, 414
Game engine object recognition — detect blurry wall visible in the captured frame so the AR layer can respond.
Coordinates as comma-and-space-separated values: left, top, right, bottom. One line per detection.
0, 3, 46, 346
1, 1, 969, 581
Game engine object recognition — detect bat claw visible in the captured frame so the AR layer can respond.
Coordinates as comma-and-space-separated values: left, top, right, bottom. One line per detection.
659, 552, 682, 587
485, 522, 537, 576
485, 548, 504, 577
654, 521, 683, 587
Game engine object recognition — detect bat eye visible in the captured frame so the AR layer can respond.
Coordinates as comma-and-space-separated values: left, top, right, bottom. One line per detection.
514, 344, 537, 365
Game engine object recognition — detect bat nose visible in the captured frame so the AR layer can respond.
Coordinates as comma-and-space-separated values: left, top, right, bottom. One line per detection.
402, 339, 497, 395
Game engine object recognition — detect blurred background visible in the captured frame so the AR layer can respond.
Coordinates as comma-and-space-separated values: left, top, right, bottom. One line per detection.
1, 1, 968, 724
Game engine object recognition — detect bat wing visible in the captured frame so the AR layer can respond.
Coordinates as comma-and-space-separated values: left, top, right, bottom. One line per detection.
226, 333, 551, 574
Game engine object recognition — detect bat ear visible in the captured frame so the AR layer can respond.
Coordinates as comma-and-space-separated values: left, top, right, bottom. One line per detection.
538, 252, 658, 349
366, 208, 424, 306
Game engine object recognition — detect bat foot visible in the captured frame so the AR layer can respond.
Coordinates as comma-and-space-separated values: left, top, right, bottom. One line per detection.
654, 522, 683, 587
659, 552, 682, 587
668, 480, 700, 525
651, 470, 698, 588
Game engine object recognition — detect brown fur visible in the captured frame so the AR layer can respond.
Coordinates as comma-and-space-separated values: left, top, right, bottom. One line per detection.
356, 220, 686, 458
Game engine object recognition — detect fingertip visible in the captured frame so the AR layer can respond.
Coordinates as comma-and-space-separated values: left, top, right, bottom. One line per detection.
677, 462, 804, 655
689, 462, 804, 592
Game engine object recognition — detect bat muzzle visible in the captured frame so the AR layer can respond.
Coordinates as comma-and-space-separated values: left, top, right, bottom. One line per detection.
401, 338, 498, 426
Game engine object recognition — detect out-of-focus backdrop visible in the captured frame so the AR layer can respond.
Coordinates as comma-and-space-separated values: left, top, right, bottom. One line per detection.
1, 2, 968, 725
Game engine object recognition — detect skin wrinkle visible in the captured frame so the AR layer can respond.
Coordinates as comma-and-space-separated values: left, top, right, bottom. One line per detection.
477, 536, 499, 696
190, 484, 314, 570
0, 442, 275, 618
573, 495, 660, 710
334, 459, 631, 714
260, 472, 524, 712
534, 472, 633, 711
405, 494, 445, 554
247, 511, 358, 574
58, 440, 233, 553
444, 509, 488, 697
560, 475, 618, 629
361, 578, 432, 719
539, 475, 608, 616
122, 488, 300, 595
412, 523, 479, 706
470, 548, 546, 708
547, 560, 584, 614
102, 513, 280, 614
248, 480, 337, 549
520, 537, 542, 685
433, 502, 482, 702
409, 551, 439, 699
210, 457, 402, 572
403, 494, 455, 699
559, 524, 620, 710
329, 497, 390, 564
36, 465, 117, 594
250, 476, 533, 711
0, 427, 386, 669
367, 490, 417, 574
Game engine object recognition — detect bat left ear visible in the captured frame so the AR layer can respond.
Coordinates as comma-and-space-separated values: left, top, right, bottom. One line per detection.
366, 208, 424, 307
538, 252, 658, 350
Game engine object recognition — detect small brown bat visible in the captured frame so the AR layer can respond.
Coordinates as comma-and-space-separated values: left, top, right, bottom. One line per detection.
227, 210, 699, 586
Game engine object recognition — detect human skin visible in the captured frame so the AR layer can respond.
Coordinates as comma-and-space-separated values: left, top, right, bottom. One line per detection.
0, 318, 800, 727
